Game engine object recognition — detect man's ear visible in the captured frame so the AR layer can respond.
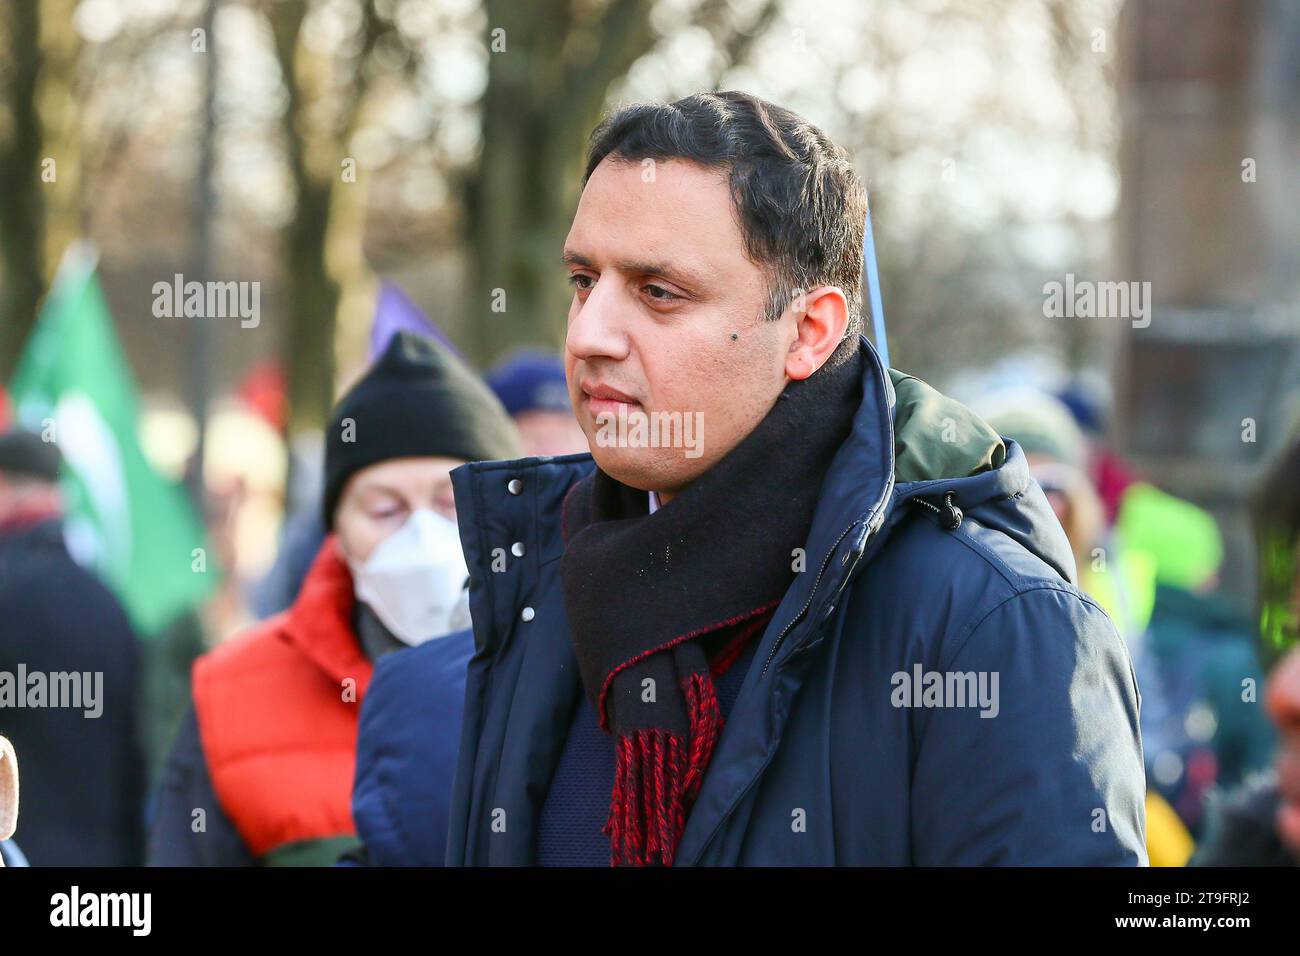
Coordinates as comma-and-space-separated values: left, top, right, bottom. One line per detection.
785, 286, 850, 381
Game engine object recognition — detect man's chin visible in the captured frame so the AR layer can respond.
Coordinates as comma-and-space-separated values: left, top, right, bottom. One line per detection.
588, 446, 698, 495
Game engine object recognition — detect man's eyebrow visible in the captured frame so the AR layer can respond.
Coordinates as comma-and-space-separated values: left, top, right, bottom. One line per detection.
562, 250, 707, 287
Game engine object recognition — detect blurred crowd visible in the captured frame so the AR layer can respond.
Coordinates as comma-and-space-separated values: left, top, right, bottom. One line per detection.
0, 329, 588, 867
971, 384, 1289, 865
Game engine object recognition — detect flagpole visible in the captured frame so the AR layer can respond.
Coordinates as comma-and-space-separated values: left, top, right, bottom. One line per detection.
863, 206, 890, 370
185, 0, 218, 510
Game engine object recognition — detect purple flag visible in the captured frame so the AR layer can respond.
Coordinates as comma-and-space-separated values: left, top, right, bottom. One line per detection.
369, 280, 462, 360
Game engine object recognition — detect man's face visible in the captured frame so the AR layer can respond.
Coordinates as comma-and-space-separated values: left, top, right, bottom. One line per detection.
562, 157, 793, 500
333, 456, 464, 564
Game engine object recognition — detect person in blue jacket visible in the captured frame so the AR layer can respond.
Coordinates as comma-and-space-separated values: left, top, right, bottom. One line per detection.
350, 628, 474, 866
353, 90, 1147, 867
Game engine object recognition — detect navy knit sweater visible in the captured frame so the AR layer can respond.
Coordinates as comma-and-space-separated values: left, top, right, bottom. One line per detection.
537, 640, 759, 866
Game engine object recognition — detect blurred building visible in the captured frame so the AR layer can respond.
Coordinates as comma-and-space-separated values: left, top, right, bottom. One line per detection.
1115, 0, 1300, 604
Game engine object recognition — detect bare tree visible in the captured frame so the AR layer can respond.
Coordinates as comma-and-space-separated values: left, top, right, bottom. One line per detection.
0, 1, 46, 376
461, 0, 655, 365
268, 0, 384, 433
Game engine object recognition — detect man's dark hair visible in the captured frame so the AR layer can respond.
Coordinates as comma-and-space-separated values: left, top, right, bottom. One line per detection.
584, 91, 868, 338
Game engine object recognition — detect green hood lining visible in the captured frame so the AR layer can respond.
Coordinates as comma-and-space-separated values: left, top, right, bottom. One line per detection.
889, 370, 1006, 484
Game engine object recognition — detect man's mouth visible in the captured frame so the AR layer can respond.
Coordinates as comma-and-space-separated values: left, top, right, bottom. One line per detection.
581, 381, 642, 416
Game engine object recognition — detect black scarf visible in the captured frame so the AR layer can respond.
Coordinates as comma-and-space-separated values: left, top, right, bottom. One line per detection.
560, 337, 865, 865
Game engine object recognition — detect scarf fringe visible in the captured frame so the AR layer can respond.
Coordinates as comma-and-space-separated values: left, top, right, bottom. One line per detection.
603, 672, 724, 866
683, 672, 721, 802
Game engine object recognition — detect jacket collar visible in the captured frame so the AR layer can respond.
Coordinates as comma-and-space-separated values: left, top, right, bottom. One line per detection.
281, 537, 372, 695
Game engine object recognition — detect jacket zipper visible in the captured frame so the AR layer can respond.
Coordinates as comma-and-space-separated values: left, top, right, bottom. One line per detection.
757, 484, 963, 678
757, 338, 898, 681
758, 520, 859, 678
757, 472, 898, 678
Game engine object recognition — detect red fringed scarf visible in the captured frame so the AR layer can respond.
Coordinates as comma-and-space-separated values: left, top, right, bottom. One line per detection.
601, 607, 777, 866
559, 337, 865, 866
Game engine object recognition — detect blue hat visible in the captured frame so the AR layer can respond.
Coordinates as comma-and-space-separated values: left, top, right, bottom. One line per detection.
485, 350, 571, 417
1054, 379, 1109, 435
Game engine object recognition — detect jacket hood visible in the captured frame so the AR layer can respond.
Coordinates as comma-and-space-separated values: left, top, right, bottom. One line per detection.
880, 363, 1077, 586
889, 369, 1005, 484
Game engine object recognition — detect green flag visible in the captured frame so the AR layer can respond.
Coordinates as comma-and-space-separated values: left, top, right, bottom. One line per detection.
8, 243, 218, 635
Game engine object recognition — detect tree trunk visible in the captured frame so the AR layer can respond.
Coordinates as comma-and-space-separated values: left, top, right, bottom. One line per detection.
466, 0, 654, 366
270, 0, 339, 434
0, 0, 45, 377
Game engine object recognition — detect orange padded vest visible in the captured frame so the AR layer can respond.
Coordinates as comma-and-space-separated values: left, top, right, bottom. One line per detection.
192, 539, 373, 861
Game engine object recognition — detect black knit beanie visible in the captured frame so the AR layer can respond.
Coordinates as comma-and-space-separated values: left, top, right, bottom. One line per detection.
0, 429, 62, 482
322, 332, 522, 528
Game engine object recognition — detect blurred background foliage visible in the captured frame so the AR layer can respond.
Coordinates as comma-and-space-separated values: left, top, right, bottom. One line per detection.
1, 0, 1120, 429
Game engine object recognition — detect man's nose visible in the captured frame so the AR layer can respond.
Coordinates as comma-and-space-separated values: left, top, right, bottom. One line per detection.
566, 276, 630, 363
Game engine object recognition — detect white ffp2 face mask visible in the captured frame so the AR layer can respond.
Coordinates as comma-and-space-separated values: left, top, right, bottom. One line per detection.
348, 508, 470, 646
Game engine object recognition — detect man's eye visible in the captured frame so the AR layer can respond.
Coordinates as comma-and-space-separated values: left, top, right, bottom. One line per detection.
643, 284, 680, 301
568, 274, 594, 290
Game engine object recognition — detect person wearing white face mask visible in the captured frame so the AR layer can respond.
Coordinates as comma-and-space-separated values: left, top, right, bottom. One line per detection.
346, 506, 472, 650
148, 332, 520, 866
